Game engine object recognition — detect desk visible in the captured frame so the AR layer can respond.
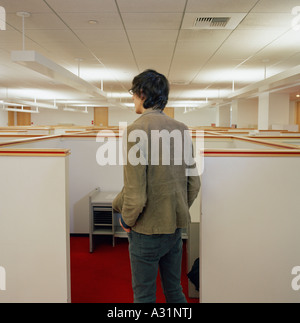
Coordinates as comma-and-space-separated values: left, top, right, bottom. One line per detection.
89, 188, 126, 252
89, 188, 188, 252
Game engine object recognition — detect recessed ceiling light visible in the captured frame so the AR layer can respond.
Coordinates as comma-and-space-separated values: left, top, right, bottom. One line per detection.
88, 20, 98, 24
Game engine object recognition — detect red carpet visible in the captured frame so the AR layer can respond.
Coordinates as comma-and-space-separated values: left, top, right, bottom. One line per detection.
70, 235, 199, 303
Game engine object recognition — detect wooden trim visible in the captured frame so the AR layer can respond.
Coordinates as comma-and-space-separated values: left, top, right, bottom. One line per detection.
0, 148, 70, 157
0, 134, 45, 138
0, 130, 27, 133
233, 135, 299, 149
190, 132, 300, 150
249, 136, 300, 139
0, 135, 62, 148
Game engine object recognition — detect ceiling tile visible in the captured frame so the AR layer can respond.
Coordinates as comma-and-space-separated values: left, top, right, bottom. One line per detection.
178, 29, 231, 42
7, 12, 67, 30
117, 0, 186, 13
186, 0, 258, 13
251, 0, 300, 13
25, 29, 79, 44
238, 13, 293, 30
127, 29, 178, 42
121, 13, 182, 29
46, 0, 117, 13
58, 12, 124, 30
0, 0, 51, 13
75, 29, 128, 43
1, 0, 300, 109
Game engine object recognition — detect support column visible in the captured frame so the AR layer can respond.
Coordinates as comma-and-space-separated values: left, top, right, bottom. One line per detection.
231, 100, 238, 127
216, 104, 230, 127
231, 99, 259, 129
258, 93, 290, 130
258, 93, 269, 130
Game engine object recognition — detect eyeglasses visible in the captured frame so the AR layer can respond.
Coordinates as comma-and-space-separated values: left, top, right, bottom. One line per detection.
128, 89, 134, 95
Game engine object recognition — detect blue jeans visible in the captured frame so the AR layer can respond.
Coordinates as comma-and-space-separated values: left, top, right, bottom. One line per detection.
127, 228, 187, 303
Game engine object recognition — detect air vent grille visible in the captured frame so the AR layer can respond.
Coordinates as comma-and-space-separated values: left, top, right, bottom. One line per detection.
194, 17, 230, 28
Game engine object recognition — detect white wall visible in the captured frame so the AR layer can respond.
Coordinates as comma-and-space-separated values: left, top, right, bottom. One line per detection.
217, 105, 231, 127
289, 101, 297, 125
110, 106, 217, 127
30, 106, 138, 127
2, 99, 298, 130
108, 107, 138, 126
60, 137, 124, 233
31, 107, 94, 126
0, 109, 8, 126
269, 93, 290, 126
174, 107, 216, 127
232, 98, 258, 128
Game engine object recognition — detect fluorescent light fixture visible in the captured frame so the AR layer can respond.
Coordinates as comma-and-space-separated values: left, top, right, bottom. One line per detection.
1, 101, 39, 113
169, 100, 208, 108
13, 99, 58, 110
11, 50, 107, 99
4, 107, 39, 113
63, 106, 88, 113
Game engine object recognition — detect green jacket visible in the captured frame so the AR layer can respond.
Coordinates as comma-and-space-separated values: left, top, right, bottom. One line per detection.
112, 108, 200, 235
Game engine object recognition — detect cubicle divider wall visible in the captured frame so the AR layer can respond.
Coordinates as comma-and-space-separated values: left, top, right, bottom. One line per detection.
1, 129, 300, 302
201, 147, 300, 303
0, 147, 70, 303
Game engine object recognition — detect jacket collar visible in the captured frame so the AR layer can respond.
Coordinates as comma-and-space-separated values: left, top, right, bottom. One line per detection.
141, 108, 164, 116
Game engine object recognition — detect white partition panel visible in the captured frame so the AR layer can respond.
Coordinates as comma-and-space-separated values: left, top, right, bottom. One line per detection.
0, 151, 70, 303
201, 155, 300, 303
61, 137, 123, 233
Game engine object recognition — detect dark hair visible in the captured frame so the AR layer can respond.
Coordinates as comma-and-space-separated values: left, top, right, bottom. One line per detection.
130, 69, 169, 111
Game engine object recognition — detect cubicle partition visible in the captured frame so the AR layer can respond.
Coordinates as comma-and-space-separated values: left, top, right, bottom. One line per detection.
0, 147, 71, 303
249, 136, 300, 148
190, 134, 300, 302
1, 130, 300, 303
200, 147, 300, 303
60, 135, 124, 233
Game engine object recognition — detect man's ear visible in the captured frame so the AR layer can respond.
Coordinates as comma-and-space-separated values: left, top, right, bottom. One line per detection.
139, 89, 146, 101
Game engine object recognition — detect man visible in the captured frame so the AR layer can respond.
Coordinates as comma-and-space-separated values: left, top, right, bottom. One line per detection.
112, 69, 200, 303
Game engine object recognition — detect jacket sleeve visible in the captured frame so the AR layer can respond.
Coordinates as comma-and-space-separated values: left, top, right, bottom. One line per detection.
112, 189, 124, 214
187, 173, 200, 208
112, 125, 147, 228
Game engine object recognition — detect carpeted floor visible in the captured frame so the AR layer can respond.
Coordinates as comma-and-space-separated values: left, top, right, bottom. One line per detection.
70, 235, 199, 303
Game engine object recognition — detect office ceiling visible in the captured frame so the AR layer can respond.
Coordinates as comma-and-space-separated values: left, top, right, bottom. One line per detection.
0, 0, 300, 112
